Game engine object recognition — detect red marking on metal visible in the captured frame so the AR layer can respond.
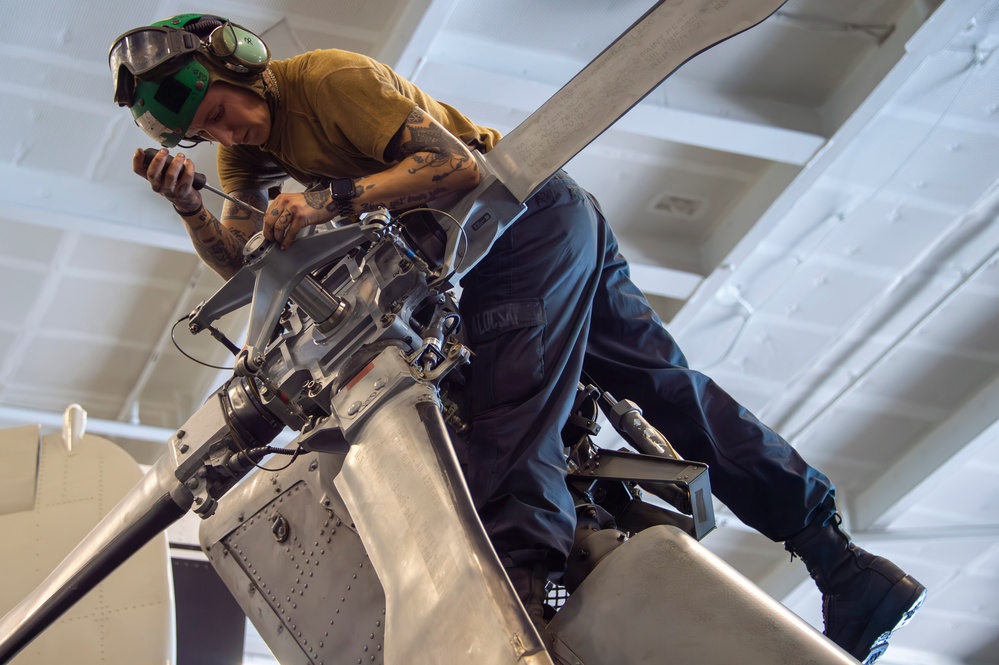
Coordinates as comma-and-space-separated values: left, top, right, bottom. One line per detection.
345, 362, 375, 391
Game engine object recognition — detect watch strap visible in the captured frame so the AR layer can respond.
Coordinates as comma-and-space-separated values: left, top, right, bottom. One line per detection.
329, 177, 356, 218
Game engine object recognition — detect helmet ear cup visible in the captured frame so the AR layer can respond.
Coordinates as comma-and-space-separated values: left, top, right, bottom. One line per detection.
210, 23, 270, 74
171, 14, 270, 77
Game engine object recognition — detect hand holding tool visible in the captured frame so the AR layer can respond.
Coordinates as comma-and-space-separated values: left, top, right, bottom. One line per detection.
142, 148, 267, 217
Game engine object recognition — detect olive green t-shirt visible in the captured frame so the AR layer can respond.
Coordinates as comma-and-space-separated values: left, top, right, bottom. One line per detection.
216, 49, 501, 193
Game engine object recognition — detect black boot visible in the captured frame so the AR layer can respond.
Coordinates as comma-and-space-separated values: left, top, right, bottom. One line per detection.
506, 562, 553, 654
785, 514, 926, 664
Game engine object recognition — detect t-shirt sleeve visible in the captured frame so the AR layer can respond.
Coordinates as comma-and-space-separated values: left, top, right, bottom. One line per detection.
310, 62, 417, 165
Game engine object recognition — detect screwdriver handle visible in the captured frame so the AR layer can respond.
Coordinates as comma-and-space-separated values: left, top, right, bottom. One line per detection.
142, 148, 207, 190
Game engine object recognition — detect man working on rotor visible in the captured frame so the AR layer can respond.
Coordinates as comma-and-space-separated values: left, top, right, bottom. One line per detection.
110, 14, 924, 663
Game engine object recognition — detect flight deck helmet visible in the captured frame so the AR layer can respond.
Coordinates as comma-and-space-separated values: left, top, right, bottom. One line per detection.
109, 13, 270, 147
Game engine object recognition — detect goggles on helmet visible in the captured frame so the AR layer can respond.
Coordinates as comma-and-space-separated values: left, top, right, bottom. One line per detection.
110, 19, 269, 108
110, 27, 201, 106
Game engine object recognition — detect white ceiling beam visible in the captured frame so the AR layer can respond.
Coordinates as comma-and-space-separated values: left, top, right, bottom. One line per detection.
0, 405, 175, 443
816, 0, 937, 132
380, 0, 461, 79
0, 164, 193, 253
852, 523, 999, 542
0, 200, 191, 253
627, 263, 702, 300
849, 371, 999, 531
415, 60, 825, 165
697, 161, 801, 275
671, 0, 993, 334
117, 264, 207, 422
618, 104, 824, 166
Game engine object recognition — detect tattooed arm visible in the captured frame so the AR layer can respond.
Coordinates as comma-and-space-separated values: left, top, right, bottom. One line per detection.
132, 148, 265, 280
264, 106, 480, 249
180, 189, 266, 280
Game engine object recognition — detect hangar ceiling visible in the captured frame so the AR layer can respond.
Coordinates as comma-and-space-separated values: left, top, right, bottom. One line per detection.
1, 1, 998, 663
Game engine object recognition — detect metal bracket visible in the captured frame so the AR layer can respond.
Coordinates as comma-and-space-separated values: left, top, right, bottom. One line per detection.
568, 447, 715, 540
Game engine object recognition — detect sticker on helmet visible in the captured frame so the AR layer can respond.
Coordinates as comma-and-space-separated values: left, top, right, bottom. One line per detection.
135, 110, 175, 142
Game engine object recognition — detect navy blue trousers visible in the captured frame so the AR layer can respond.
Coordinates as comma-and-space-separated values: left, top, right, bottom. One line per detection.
460, 173, 835, 568
460, 172, 600, 567
582, 230, 836, 542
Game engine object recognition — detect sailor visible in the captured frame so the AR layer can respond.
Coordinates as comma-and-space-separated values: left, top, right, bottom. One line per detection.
110, 14, 924, 662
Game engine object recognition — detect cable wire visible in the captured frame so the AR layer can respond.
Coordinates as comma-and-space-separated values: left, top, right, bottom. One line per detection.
170, 317, 235, 370
218, 390, 302, 473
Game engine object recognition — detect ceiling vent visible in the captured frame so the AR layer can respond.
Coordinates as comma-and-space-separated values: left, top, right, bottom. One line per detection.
651, 193, 706, 219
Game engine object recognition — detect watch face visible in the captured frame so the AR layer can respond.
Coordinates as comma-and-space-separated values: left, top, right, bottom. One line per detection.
331, 178, 354, 199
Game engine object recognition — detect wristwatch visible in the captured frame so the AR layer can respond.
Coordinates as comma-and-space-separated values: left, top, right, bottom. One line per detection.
329, 177, 356, 218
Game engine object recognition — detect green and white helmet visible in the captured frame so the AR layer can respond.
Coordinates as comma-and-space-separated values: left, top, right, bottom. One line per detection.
109, 13, 270, 147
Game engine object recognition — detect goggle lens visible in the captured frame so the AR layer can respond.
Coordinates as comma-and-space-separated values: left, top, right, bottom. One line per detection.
109, 27, 200, 104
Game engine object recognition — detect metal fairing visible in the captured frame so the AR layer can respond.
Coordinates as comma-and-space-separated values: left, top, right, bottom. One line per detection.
547, 526, 858, 665
329, 356, 551, 664
201, 452, 387, 665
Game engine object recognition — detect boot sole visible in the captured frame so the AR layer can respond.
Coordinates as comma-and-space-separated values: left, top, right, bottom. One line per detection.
857, 575, 927, 665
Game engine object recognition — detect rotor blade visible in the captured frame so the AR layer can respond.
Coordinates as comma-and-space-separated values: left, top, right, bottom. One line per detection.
486, 0, 788, 203
331, 350, 552, 664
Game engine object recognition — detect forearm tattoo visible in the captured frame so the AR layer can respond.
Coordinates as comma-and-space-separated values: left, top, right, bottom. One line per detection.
222, 190, 268, 232
184, 208, 244, 278
400, 108, 472, 181
184, 189, 264, 279
368, 108, 476, 212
